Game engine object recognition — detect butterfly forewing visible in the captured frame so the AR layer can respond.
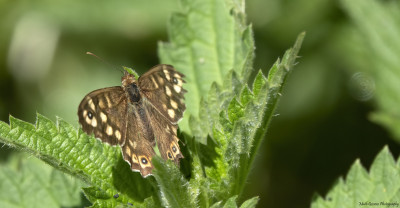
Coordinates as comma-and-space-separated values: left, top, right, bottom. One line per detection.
78, 87, 127, 146
139, 64, 186, 124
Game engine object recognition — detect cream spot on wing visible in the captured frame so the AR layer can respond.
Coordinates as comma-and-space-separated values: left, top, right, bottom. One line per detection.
105, 96, 112, 108
88, 99, 95, 111
151, 76, 159, 88
132, 154, 138, 163
165, 86, 172, 96
173, 135, 179, 143
177, 79, 183, 86
158, 77, 165, 85
164, 69, 171, 81
173, 85, 182, 93
115, 130, 121, 141
174, 73, 181, 79
91, 117, 97, 127
162, 103, 167, 111
99, 99, 106, 109
168, 109, 175, 119
170, 100, 178, 109
100, 112, 107, 123
106, 125, 113, 136
85, 116, 91, 125
129, 140, 137, 149
83, 110, 87, 117
125, 146, 131, 157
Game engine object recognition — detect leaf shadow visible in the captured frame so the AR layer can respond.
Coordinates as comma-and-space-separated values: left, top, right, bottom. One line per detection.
180, 131, 219, 178
112, 154, 155, 203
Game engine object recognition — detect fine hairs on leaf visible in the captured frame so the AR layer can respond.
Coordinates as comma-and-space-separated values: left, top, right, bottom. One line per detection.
0, 0, 305, 207
0, 114, 156, 207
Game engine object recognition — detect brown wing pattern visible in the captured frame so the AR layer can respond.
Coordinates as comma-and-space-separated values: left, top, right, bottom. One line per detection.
138, 64, 187, 124
78, 87, 127, 146
144, 99, 184, 164
120, 103, 156, 177
78, 64, 186, 178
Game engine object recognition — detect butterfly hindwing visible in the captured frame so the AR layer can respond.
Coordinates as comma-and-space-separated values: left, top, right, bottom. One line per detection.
144, 99, 183, 163
121, 104, 155, 177
139, 64, 186, 124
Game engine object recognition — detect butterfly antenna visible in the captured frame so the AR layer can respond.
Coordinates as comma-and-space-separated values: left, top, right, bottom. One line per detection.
86, 52, 123, 74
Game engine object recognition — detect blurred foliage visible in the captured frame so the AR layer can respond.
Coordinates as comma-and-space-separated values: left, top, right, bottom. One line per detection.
0, 152, 89, 208
312, 146, 400, 208
340, 0, 400, 142
1, 0, 400, 208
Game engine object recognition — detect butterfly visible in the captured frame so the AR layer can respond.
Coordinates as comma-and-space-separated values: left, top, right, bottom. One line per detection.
78, 64, 186, 177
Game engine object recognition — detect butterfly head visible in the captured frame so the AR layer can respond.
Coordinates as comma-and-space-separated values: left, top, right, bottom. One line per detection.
121, 66, 139, 88
122, 66, 139, 79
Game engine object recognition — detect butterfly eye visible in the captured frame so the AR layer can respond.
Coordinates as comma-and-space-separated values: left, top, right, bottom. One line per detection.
172, 77, 178, 84
88, 112, 94, 119
172, 145, 177, 153
167, 152, 173, 159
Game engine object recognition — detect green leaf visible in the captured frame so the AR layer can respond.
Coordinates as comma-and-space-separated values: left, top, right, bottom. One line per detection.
152, 156, 197, 208
159, 0, 254, 136
311, 146, 400, 208
0, 114, 156, 207
340, 0, 400, 143
239, 197, 259, 208
223, 196, 238, 208
204, 33, 305, 201
0, 153, 85, 208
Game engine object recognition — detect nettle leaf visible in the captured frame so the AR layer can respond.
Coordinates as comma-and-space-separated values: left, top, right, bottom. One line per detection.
0, 154, 85, 208
159, 0, 254, 137
159, 0, 304, 206
0, 114, 157, 207
162, 31, 303, 206
152, 157, 197, 208
311, 146, 400, 208
201, 34, 304, 203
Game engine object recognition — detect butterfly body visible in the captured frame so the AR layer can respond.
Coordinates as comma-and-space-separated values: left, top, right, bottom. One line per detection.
78, 64, 186, 177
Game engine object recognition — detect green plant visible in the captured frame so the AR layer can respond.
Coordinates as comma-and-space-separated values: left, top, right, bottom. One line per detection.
0, 0, 304, 207
311, 146, 400, 208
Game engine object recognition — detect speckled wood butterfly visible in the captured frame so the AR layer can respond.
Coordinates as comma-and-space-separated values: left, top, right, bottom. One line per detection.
78, 64, 186, 177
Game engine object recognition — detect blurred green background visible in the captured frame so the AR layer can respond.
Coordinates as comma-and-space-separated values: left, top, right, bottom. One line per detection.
1, 0, 400, 207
